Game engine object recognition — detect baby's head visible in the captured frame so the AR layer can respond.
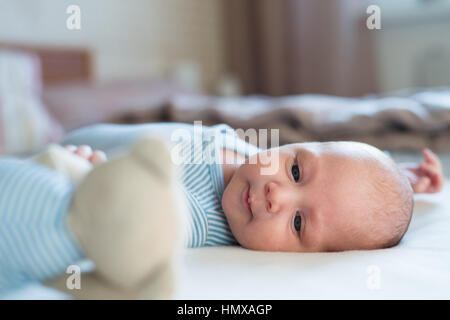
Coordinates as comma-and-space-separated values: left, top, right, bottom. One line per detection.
222, 141, 414, 252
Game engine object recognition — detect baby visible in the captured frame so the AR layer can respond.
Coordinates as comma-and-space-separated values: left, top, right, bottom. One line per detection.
222, 143, 442, 252
63, 122, 444, 253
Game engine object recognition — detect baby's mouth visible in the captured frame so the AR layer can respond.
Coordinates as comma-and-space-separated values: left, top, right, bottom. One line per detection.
243, 186, 253, 216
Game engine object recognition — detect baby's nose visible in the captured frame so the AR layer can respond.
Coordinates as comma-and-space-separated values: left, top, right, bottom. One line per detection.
265, 182, 282, 214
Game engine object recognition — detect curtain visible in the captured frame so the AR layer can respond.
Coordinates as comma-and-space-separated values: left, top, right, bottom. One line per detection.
223, 0, 377, 97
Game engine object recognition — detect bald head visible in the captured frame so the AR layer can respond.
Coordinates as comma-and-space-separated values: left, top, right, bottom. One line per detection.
326, 142, 414, 250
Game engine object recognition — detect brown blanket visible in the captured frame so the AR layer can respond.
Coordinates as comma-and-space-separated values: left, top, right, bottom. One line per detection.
111, 87, 450, 152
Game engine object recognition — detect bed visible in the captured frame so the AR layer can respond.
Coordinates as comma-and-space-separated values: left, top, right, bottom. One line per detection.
1, 123, 449, 300
1, 176, 449, 299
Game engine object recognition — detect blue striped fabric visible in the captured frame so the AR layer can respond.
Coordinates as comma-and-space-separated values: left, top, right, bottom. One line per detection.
0, 158, 83, 290
174, 124, 260, 248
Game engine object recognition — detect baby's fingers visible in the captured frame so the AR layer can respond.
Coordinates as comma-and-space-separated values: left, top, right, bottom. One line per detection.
63, 144, 106, 165
422, 149, 442, 171
413, 176, 431, 193
74, 145, 93, 159
420, 162, 444, 193
89, 150, 107, 166
64, 145, 77, 153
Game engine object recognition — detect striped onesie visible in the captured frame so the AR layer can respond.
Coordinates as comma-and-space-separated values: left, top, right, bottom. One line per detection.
0, 159, 83, 290
174, 123, 259, 247
0, 123, 260, 289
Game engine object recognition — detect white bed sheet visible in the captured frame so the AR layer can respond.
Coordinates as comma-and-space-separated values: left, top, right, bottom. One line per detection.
2, 180, 449, 300
174, 186, 450, 299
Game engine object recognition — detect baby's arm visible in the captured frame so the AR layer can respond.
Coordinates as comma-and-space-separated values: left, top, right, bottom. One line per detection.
398, 149, 444, 194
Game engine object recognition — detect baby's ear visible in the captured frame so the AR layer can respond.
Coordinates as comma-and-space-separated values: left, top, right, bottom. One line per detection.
130, 137, 174, 181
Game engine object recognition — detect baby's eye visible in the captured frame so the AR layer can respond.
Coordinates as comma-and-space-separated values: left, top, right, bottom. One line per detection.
294, 212, 302, 232
291, 163, 301, 182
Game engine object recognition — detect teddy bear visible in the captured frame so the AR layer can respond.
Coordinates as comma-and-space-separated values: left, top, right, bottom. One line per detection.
30, 137, 187, 299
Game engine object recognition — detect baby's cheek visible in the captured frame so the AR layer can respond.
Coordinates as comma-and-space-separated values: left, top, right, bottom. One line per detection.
221, 187, 233, 216
238, 220, 276, 249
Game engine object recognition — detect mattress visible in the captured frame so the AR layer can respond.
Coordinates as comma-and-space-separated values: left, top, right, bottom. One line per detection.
2, 125, 449, 299
1, 177, 449, 300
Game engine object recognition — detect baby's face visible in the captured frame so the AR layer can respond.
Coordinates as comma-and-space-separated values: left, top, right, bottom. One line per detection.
222, 141, 386, 252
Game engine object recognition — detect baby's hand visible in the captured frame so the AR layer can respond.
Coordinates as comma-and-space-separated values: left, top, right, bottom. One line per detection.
64, 145, 107, 166
400, 149, 444, 194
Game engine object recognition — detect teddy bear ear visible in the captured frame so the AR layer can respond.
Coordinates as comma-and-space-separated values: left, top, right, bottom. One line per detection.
130, 137, 175, 180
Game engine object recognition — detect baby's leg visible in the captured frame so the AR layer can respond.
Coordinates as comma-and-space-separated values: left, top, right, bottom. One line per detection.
0, 158, 83, 290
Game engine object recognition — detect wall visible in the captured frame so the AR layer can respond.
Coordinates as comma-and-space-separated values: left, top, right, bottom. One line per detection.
0, 0, 227, 92
373, 0, 450, 92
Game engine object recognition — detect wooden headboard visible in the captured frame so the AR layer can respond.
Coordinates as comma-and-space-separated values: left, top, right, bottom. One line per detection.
0, 43, 92, 85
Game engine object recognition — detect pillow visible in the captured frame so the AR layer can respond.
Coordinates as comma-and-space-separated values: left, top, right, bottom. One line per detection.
0, 49, 64, 156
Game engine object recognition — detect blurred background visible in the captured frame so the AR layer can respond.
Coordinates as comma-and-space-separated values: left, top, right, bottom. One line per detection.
3, 0, 450, 95
1, 0, 450, 173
